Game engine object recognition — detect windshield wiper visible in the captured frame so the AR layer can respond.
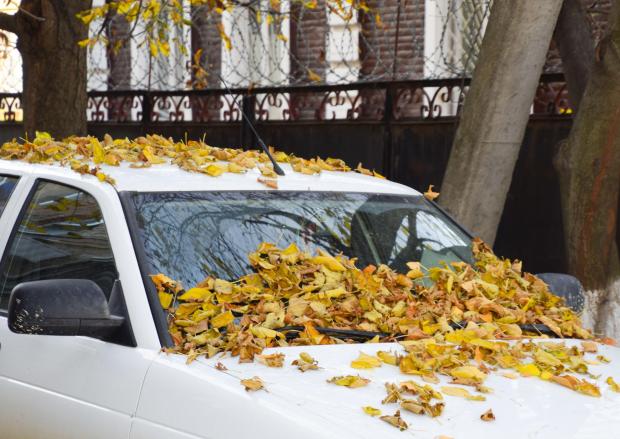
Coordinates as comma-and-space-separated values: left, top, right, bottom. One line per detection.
280, 322, 558, 342
280, 325, 386, 342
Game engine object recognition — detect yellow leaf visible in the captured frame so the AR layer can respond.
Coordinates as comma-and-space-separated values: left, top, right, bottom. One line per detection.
450, 366, 487, 383
149, 39, 158, 57
424, 184, 440, 201
307, 68, 322, 82
179, 288, 211, 302
606, 377, 620, 392
257, 352, 285, 367
406, 262, 424, 279
310, 255, 345, 271
292, 352, 319, 371
516, 363, 541, 377
351, 352, 382, 369
441, 386, 486, 401
159, 292, 173, 310
327, 375, 370, 388
250, 326, 282, 339
240, 376, 264, 391
362, 406, 381, 416
217, 23, 232, 51
205, 164, 225, 177
377, 351, 398, 366
211, 310, 234, 328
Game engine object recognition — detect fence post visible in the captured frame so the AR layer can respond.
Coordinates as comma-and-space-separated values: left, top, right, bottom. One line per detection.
240, 93, 257, 148
142, 92, 152, 135
382, 85, 395, 179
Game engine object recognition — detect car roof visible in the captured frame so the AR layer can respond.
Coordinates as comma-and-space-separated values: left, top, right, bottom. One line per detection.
0, 159, 421, 195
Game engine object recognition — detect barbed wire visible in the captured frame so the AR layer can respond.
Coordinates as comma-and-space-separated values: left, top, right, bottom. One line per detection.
0, 0, 612, 93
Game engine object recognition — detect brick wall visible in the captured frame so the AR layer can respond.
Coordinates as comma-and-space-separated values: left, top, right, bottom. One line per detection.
290, 0, 328, 118
360, 0, 425, 80
190, 5, 223, 121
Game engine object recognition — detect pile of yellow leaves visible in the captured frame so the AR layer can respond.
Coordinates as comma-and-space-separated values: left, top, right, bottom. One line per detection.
156, 240, 613, 429
0, 132, 384, 187
154, 238, 591, 364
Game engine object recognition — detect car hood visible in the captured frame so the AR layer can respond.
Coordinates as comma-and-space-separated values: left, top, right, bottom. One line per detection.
140, 340, 620, 439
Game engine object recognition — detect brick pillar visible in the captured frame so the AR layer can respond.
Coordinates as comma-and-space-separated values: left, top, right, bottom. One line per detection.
359, 0, 425, 118
190, 4, 222, 121
290, 0, 327, 119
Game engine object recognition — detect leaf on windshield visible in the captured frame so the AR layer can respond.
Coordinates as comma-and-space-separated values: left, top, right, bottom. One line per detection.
292, 352, 319, 372
380, 410, 408, 431
211, 311, 234, 328
241, 377, 265, 392
351, 352, 382, 369
327, 375, 370, 388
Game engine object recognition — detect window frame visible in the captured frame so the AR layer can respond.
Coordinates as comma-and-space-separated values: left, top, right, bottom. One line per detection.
0, 173, 20, 218
0, 179, 119, 318
119, 189, 475, 349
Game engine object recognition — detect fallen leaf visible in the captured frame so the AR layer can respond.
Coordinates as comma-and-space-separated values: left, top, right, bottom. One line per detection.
328, 375, 370, 388
424, 184, 440, 201
241, 376, 264, 391
480, 408, 495, 421
607, 377, 620, 392
214, 362, 227, 371
292, 352, 319, 371
581, 341, 598, 353
351, 352, 382, 369
362, 406, 382, 416
441, 386, 486, 401
257, 177, 278, 189
257, 352, 285, 367
380, 410, 408, 431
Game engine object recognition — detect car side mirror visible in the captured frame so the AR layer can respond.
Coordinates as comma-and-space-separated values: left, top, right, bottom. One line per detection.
536, 273, 585, 314
8, 279, 124, 338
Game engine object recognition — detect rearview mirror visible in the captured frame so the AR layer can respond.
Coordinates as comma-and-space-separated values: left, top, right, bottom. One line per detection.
536, 273, 585, 313
8, 279, 124, 338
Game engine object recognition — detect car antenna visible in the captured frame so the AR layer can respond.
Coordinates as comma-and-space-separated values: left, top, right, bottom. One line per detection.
216, 73, 285, 176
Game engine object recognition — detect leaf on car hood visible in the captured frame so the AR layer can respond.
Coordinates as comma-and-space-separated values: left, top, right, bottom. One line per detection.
241, 377, 265, 392
328, 375, 371, 388
380, 410, 408, 430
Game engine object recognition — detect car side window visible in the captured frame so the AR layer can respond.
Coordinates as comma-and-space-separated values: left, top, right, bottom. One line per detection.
0, 181, 118, 310
0, 175, 19, 217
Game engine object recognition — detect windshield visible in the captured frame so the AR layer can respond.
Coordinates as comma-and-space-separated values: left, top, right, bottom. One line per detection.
128, 191, 472, 288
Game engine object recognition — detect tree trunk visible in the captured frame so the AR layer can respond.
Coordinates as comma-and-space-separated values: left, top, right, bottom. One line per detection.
553, 0, 594, 113
555, 1, 620, 337
439, 0, 563, 244
16, 0, 91, 138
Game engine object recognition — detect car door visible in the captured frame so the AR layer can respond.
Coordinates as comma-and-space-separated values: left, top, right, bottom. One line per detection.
0, 178, 155, 439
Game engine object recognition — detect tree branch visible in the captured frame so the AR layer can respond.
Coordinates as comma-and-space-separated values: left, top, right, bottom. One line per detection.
0, 12, 19, 35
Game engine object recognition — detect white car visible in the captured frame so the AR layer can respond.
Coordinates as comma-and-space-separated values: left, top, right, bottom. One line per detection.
0, 158, 618, 439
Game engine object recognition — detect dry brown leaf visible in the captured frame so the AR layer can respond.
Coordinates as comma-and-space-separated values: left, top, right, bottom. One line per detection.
480, 409, 495, 422
240, 376, 264, 392
380, 410, 408, 431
